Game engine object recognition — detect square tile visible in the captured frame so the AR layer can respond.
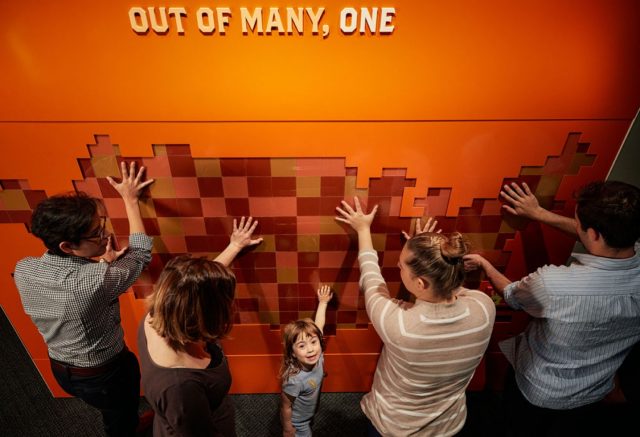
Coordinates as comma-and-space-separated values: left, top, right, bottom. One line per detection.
194, 159, 221, 177
220, 158, 247, 176
246, 158, 272, 176
201, 198, 227, 217
225, 198, 250, 216
168, 156, 196, 177
247, 177, 273, 197
197, 177, 223, 197
222, 177, 249, 198
172, 177, 200, 198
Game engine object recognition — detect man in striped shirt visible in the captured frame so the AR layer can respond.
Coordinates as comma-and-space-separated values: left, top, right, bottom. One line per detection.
464, 180, 640, 435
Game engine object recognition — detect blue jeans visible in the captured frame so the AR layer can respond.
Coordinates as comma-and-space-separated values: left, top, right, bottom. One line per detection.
50, 349, 141, 436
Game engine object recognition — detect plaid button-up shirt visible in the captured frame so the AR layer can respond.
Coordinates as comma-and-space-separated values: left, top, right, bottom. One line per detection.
14, 233, 153, 367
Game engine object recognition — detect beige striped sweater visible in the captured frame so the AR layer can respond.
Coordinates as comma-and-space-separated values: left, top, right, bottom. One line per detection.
358, 250, 495, 436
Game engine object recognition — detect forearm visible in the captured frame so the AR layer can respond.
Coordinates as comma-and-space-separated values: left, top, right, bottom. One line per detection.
480, 259, 513, 297
314, 302, 328, 332
532, 208, 577, 237
357, 229, 374, 252
123, 198, 145, 235
214, 243, 242, 267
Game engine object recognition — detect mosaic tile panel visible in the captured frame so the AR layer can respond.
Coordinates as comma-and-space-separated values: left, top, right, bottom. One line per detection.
0, 133, 596, 333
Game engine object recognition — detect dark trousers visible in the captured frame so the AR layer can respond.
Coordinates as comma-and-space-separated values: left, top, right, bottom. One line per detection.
50, 349, 141, 437
503, 367, 606, 437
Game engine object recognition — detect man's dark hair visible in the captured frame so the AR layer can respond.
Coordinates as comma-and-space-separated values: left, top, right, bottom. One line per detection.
30, 192, 100, 256
576, 181, 640, 249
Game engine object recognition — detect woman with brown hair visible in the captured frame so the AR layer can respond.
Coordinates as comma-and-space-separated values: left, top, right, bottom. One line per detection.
336, 197, 495, 437
137, 217, 262, 436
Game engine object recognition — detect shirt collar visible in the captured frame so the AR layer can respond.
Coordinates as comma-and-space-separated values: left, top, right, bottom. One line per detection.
41, 251, 93, 267
572, 250, 640, 271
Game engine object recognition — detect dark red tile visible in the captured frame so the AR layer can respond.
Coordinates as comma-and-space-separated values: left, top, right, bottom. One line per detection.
236, 298, 259, 311
298, 252, 319, 267
385, 234, 405, 250
168, 156, 196, 177
280, 312, 299, 325
346, 167, 357, 176
23, 190, 48, 209
220, 158, 247, 176
97, 178, 120, 198
246, 159, 272, 176
77, 159, 95, 178
275, 235, 297, 251
278, 283, 299, 298
225, 198, 250, 216
8, 210, 32, 224
320, 177, 345, 197
279, 298, 299, 311
495, 232, 515, 250
319, 234, 356, 251
434, 217, 457, 233
297, 268, 318, 284
132, 284, 154, 299
297, 198, 321, 216
198, 177, 224, 197
480, 216, 503, 232
0, 180, 21, 189
455, 216, 482, 233
389, 176, 415, 196
381, 267, 401, 282
275, 217, 297, 234
337, 311, 357, 323
254, 268, 277, 282
204, 217, 232, 235
177, 198, 203, 217
109, 218, 130, 235
272, 177, 296, 196
185, 235, 228, 252
256, 217, 275, 234
299, 298, 318, 311
319, 197, 343, 215
235, 252, 276, 269
369, 178, 394, 196
165, 145, 192, 156
247, 177, 273, 197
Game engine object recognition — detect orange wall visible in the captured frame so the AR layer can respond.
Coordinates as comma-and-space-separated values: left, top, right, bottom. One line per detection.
1, 1, 639, 396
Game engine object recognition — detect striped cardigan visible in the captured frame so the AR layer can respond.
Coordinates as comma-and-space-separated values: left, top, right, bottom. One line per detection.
358, 250, 495, 436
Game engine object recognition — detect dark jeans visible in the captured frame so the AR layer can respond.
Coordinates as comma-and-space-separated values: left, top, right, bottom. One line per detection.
50, 349, 141, 437
503, 367, 605, 437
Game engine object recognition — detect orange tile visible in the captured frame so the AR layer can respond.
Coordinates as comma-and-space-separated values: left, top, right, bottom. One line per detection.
200, 198, 227, 217
276, 252, 298, 268
222, 176, 249, 198
172, 177, 200, 198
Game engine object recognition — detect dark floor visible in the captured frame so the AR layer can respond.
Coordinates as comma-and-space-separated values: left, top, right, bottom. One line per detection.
4, 306, 632, 437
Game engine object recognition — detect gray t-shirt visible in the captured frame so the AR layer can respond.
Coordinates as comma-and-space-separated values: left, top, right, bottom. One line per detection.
282, 353, 324, 436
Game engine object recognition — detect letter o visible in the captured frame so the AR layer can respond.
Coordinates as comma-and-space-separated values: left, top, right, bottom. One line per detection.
129, 7, 149, 34
339, 7, 357, 34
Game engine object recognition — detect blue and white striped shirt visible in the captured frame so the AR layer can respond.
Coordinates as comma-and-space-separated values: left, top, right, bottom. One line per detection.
500, 243, 640, 409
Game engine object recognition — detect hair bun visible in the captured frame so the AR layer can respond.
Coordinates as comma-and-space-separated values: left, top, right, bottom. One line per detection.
439, 232, 469, 264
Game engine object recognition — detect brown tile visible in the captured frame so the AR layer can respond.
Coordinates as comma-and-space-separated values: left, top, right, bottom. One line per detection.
277, 267, 298, 283
298, 235, 320, 252
194, 159, 221, 177
220, 158, 247, 176
320, 234, 355, 251
168, 156, 196, 177
271, 159, 297, 177
157, 217, 184, 235
296, 176, 321, 197
298, 252, 319, 268
181, 217, 207, 235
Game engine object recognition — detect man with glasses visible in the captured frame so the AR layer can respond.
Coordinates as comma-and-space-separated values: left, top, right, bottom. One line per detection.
14, 161, 154, 436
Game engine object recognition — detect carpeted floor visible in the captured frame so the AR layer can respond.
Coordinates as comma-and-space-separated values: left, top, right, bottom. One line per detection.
1, 306, 513, 436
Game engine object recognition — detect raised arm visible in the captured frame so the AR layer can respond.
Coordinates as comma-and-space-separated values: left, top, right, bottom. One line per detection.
402, 216, 441, 240
102, 161, 154, 262
214, 216, 263, 267
314, 285, 333, 333
335, 196, 378, 252
501, 182, 577, 237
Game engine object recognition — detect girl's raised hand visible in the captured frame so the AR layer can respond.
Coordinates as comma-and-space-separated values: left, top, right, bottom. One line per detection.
230, 217, 263, 250
317, 285, 333, 303
335, 196, 378, 233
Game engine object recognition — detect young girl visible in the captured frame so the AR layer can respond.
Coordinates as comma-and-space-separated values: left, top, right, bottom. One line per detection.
280, 285, 333, 437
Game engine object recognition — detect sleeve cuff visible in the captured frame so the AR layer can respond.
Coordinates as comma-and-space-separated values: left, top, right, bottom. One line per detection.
502, 281, 522, 310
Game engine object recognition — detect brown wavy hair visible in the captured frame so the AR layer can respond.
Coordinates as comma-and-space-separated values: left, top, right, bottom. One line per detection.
405, 232, 470, 300
279, 319, 325, 383
148, 255, 236, 352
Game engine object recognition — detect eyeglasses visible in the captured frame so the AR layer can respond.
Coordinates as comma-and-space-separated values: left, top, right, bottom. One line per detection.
80, 217, 108, 242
